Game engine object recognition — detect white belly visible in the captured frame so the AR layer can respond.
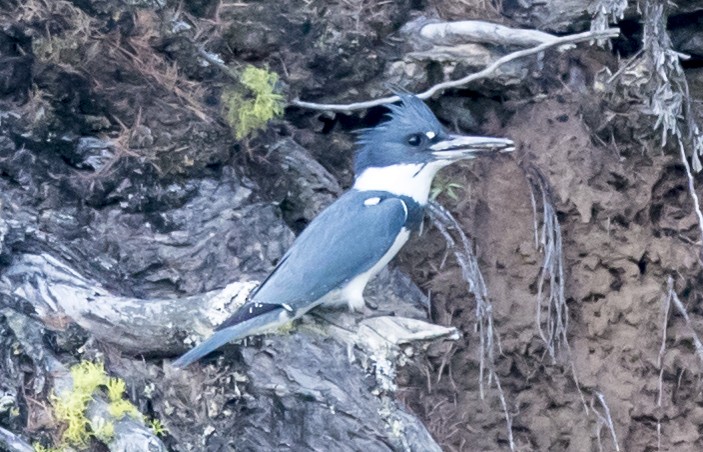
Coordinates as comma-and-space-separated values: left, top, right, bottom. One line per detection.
321, 228, 411, 311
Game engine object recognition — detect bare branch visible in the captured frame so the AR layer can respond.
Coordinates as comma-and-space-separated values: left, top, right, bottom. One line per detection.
417, 20, 560, 47
197, 47, 239, 83
291, 28, 620, 112
2, 253, 257, 356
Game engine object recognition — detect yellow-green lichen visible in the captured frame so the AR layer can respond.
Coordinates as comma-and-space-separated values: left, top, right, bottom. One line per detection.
107, 399, 142, 420
51, 361, 106, 446
222, 65, 284, 139
48, 361, 145, 450
105, 377, 127, 403
90, 417, 115, 443
32, 443, 62, 452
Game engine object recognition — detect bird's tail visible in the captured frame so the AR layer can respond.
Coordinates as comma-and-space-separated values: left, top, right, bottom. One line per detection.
172, 308, 287, 368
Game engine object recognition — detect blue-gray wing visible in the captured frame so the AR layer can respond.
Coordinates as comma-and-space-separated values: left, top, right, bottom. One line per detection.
217, 190, 408, 330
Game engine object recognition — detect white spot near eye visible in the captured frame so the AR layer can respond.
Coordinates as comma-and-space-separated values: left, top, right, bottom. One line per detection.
426, 131, 436, 139
364, 197, 381, 206
281, 303, 293, 312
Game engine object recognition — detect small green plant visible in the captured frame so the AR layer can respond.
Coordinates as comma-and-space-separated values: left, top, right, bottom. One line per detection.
148, 418, 168, 437
222, 65, 284, 139
431, 178, 465, 201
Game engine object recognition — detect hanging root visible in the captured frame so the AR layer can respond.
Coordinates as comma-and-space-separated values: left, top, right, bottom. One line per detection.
522, 167, 570, 360
522, 164, 588, 413
428, 201, 515, 451
658, 277, 703, 451
657, 280, 672, 451
642, 0, 703, 249
591, 392, 621, 452
666, 278, 703, 365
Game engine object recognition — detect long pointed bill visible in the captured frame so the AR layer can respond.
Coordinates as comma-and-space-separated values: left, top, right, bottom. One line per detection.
430, 134, 514, 160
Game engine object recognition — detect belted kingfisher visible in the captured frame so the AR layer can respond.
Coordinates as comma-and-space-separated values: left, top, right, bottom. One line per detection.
173, 94, 513, 368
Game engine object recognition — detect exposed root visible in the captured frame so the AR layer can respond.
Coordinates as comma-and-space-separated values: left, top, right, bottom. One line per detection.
667, 278, 703, 365
427, 201, 514, 451
522, 164, 588, 410
523, 167, 569, 361
591, 392, 620, 452
657, 279, 672, 451
642, 0, 703, 250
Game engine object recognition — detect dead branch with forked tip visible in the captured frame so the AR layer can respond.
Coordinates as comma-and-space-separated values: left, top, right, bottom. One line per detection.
290, 27, 620, 112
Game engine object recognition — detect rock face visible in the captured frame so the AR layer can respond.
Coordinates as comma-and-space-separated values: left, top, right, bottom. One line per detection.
3, 0, 703, 451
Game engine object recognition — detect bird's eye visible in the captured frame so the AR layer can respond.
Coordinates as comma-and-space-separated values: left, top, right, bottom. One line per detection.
407, 133, 423, 146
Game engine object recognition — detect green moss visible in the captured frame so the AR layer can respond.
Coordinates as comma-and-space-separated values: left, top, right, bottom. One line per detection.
90, 418, 115, 443
222, 65, 284, 139
51, 361, 107, 447
48, 361, 143, 450
107, 399, 142, 420
70, 361, 107, 394
32, 443, 62, 452
105, 377, 126, 403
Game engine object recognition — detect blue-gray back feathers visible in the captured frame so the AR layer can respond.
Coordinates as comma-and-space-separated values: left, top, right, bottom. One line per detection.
174, 189, 417, 366
243, 190, 409, 310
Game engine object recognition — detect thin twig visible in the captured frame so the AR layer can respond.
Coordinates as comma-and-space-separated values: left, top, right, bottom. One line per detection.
197, 47, 239, 83
291, 28, 620, 112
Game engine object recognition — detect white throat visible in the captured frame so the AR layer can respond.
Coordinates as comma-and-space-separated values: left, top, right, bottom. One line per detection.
353, 162, 449, 204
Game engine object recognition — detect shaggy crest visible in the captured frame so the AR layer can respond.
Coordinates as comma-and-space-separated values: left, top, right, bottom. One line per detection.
355, 94, 443, 174
357, 94, 441, 144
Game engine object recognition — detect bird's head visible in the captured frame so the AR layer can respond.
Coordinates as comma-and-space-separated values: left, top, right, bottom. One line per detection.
353, 94, 514, 204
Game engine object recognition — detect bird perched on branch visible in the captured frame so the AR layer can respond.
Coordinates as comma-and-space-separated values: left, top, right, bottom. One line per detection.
173, 94, 513, 368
